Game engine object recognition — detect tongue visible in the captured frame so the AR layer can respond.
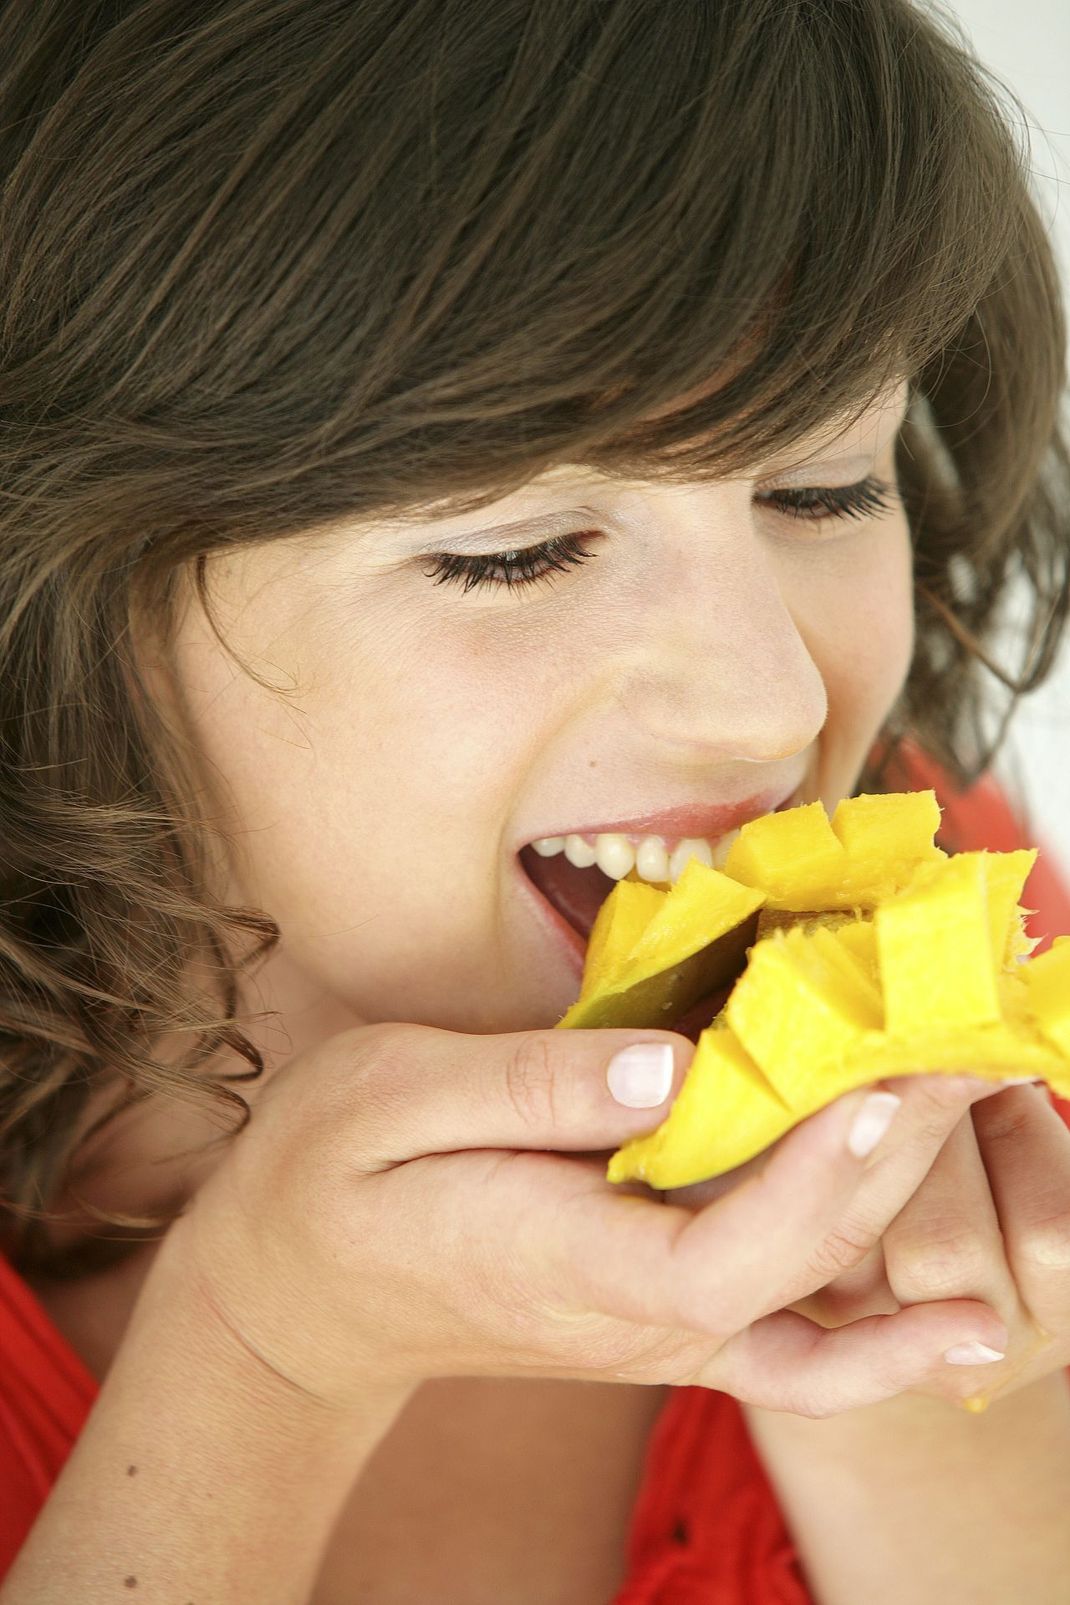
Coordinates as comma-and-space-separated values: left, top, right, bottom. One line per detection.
520, 845, 618, 942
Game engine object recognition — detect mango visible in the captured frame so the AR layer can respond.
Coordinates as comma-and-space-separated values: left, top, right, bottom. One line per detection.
558, 858, 764, 1030
721, 803, 848, 909
607, 1026, 794, 1187
555, 789, 1070, 1188
722, 788, 947, 911
875, 854, 1001, 1035
1025, 935, 1070, 1057
724, 922, 883, 1091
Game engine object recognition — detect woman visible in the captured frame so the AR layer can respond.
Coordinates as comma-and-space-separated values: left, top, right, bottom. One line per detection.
2, 2, 1069, 1599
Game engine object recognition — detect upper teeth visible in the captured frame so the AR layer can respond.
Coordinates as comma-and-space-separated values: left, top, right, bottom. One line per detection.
530, 829, 742, 884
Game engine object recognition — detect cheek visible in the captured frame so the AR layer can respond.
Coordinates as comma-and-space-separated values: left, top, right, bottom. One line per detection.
790, 523, 915, 761
323, 622, 530, 829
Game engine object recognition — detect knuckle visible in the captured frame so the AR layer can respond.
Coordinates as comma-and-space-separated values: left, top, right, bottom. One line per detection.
889, 1228, 988, 1296
974, 1103, 1033, 1147
808, 1220, 875, 1280
504, 1033, 560, 1132
1018, 1206, 1070, 1273
782, 1387, 837, 1420
906, 1081, 970, 1143
308, 1021, 431, 1170
337, 1022, 414, 1117
332, 1020, 409, 1097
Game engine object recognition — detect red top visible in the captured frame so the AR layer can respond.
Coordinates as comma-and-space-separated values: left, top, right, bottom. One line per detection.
3, 748, 1070, 1600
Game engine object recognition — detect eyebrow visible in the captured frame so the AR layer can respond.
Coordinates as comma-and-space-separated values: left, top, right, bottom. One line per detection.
408, 388, 910, 555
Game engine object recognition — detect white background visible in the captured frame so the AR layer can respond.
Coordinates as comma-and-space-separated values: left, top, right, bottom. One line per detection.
931, 0, 1069, 877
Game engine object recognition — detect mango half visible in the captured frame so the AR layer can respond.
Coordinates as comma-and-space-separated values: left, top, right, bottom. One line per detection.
554, 790, 1070, 1189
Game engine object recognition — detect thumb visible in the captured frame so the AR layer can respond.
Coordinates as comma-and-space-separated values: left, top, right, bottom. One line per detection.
343, 1022, 695, 1169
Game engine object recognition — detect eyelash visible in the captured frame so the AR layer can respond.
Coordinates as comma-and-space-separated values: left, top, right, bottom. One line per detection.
421, 474, 897, 595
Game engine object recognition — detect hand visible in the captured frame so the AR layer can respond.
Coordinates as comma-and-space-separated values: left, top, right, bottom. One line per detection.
782, 1079, 1070, 1410
151, 1023, 1010, 1422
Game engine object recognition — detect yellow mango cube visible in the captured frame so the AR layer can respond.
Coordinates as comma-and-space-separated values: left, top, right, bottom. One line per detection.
623, 859, 764, 978
982, 848, 1039, 966
607, 1027, 796, 1186
724, 924, 882, 1101
832, 915, 880, 983
578, 878, 665, 1002
875, 854, 1001, 1033
831, 789, 946, 900
722, 803, 848, 910
808, 922, 883, 1019
1024, 935, 1070, 1059
559, 858, 763, 1030
831, 788, 943, 863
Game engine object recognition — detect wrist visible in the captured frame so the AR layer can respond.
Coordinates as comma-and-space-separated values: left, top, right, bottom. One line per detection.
1, 1215, 415, 1604
139, 1212, 415, 1454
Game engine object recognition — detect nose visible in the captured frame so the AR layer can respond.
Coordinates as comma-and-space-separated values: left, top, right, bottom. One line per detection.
614, 493, 828, 764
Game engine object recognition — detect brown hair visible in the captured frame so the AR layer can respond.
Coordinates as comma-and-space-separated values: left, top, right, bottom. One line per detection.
2, 0, 1067, 1279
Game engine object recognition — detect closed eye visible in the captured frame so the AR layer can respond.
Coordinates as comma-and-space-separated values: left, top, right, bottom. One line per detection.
421, 474, 897, 595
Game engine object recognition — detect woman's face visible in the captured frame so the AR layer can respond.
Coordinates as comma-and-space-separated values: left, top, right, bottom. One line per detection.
152, 381, 914, 1060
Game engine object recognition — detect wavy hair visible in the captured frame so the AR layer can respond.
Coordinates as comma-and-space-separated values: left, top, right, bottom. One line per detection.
1, 0, 1067, 1278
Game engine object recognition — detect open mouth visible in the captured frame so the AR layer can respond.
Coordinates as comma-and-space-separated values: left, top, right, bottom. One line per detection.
518, 840, 756, 1043
518, 792, 801, 944
518, 842, 619, 945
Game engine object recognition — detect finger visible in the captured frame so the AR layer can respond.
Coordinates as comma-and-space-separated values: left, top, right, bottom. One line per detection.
550, 1075, 1007, 1335
334, 1023, 698, 1169
711, 1298, 1011, 1417
782, 1083, 1035, 1327
882, 1107, 1020, 1327
788, 1241, 897, 1327
534, 1081, 905, 1331
771, 1073, 1011, 1316
969, 1084, 1070, 1326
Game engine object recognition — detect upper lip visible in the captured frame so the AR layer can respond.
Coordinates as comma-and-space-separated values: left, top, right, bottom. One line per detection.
523, 782, 803, 847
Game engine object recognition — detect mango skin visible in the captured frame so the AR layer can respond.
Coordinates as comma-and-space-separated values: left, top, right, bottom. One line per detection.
555, 790, 1070, 1189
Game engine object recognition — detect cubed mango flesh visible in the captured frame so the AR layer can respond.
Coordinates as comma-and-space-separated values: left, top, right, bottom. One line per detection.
607, 1026, 796, 1187
559, 858, 764, 1029
875, 854, 1000, 1034
578, 878, 665, 1003
830, 787, 942, 865
1025, 936, 1070, 1057
554, 789, 1070, 1190
722, 803, 847, 909
725, 924, 882, 1096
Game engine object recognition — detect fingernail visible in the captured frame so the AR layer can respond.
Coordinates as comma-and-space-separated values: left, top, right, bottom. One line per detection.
846, 1091, 901, 1159
943, 1341, 1006, 1365
607, 1043, 676, 1108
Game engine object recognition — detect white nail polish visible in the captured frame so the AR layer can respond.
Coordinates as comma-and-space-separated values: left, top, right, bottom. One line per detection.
846, 1092, 901, 1159
943, 1341, 1006, 1365
607, 1043, 675, 1108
